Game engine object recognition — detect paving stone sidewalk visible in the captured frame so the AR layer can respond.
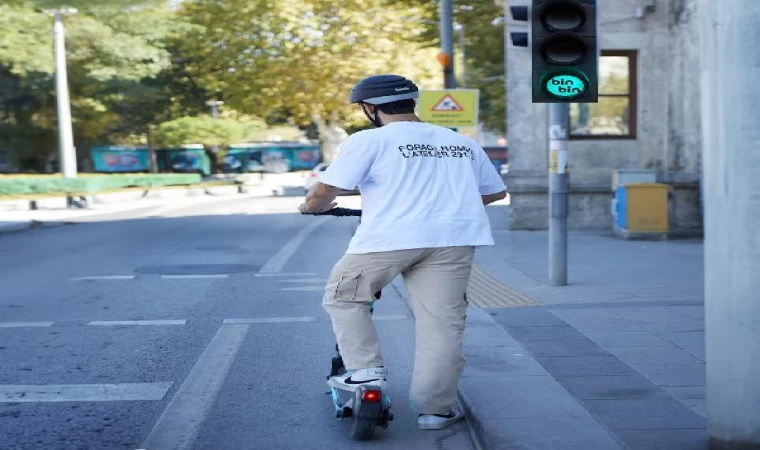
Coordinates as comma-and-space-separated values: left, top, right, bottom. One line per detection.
459, 208, 706, 449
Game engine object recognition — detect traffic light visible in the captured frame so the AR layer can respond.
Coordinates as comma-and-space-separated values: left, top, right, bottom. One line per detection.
531, 0, 598, 103
509, 6, 529, 47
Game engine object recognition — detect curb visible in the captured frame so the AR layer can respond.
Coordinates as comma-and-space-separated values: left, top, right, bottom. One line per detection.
0, 184, 285, 212
0, 188, 282, 236
0, 220, 72, 235
390, 276, 489, 449
0, 221, 33, 234
457, 308, 501, 450
392, 276, 623, 450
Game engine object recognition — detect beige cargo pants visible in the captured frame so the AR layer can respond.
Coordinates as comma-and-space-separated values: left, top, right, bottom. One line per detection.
323, 246, 474, 415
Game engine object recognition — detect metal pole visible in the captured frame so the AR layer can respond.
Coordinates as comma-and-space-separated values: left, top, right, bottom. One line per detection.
700, 1, 760, 447
439, 0, 456, 89
548, 103, 569, 286
206, 100, 223, 119
53, 12, 77, 179
458, 23, 466, 88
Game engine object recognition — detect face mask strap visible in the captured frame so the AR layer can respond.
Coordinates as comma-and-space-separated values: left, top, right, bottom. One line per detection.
361, 102, 384, 128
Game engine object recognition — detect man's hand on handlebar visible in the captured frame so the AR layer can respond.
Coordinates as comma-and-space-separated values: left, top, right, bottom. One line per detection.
298, 202, 337, 215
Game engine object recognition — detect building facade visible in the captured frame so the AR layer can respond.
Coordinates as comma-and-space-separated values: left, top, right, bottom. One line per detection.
500, 0, 702, 232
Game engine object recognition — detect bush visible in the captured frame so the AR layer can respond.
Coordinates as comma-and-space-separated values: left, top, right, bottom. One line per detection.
0, 174, 202, 197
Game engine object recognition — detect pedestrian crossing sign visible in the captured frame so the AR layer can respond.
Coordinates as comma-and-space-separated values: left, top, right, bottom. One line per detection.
418, 89, 479, 127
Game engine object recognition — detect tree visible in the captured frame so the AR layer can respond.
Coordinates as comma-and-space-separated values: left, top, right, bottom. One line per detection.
151, 115, 265, 173
0, 1, 185, 170
175, 0, 442, 160
388, 0, 506, 135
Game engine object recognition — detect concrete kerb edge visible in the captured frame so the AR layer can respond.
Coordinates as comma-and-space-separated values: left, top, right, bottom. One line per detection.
458, 308, 504, 450
0, 220, 72, 235
0, 187, 280, 235
0, 185, 278, 210
389, 276, 503, 450
0, 221, 33, 235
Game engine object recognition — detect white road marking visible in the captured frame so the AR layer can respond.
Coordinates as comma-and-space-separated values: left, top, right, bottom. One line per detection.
372, 315, 410, 321
142, 324, 250, 450
0, 383, 173, 402
257, 217, 329, 274
88, 320, 187, 326
160, 274, 229, 280
277, 278, 326, 283
0, 322, 54, 328
277, 286, 325, 292
223, 317, 318, 324
254, 272, 317, 277
71, 275, 135, 281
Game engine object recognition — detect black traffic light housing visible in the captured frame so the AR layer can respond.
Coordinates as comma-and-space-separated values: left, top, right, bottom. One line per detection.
509, 6, 529, 47
532, 0, 598, 103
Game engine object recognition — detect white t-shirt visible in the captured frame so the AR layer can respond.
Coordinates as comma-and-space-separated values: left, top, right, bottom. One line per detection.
319, 121, 506, 254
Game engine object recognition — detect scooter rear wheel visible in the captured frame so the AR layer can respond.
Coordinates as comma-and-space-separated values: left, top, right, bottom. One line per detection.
350, 417, 376, 441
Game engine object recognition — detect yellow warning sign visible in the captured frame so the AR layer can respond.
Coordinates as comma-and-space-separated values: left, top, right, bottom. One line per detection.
418, 89, 479, 127
431, 94, 464, 112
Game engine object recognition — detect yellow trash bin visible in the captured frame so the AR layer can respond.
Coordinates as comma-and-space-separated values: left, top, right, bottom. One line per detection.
615, 183, 670, 233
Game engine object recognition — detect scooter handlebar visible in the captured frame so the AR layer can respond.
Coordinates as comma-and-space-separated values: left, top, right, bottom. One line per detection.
314, 207, 362, 217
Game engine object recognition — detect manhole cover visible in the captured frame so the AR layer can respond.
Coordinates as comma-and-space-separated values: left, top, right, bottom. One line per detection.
134, 264, 258, 275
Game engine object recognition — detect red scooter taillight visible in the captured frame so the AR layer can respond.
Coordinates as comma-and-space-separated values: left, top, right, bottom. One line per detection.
361, 390, 381, 403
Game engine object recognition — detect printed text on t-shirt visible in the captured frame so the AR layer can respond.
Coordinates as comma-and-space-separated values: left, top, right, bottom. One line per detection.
398, 144, 474, 160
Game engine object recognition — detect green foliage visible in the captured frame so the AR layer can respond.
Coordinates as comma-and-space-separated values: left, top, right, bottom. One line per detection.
151, 116, 265, 148
0, 173, 201, 196
2, 0, 507, 172
388, 0, 506, 134
0, 0, 194, 169
176, 0, 441, 125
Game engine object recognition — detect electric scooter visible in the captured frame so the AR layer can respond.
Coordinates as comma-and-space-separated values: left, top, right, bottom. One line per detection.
313, 207, 394, 440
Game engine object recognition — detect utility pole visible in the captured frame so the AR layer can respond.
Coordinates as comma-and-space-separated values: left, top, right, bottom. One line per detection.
46, 9, 78, 180
700, 1, 760, 447
438, 0, 456, 89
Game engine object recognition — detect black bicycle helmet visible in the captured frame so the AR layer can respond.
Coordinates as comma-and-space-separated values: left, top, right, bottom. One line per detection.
349, 74, 419, 105
349, 75, 419, 127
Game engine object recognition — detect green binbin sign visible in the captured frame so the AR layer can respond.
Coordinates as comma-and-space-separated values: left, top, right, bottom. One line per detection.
542, 72, 589, 100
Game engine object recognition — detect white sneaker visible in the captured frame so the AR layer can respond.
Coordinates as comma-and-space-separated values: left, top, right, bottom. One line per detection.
328, 367, 388, 392
418, 407, 465, 430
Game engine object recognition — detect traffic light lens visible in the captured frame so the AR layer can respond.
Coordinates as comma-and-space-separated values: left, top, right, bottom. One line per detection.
543, 4, 586, 31
542, 72, 588, 100
543, 37, 585, 65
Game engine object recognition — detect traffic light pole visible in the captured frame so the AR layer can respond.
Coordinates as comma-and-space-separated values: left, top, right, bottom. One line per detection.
548, 103, 569, 286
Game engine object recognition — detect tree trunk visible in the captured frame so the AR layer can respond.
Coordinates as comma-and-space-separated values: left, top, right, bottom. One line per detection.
312, 112, 348, 163
146, 127, 158, 173
205, 146, 221, 175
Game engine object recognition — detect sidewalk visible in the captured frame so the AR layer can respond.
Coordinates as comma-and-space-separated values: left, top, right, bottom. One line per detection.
458, 206, 706, 449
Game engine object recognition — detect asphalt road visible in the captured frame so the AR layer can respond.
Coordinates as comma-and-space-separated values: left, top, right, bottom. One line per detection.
0, 196, 475, 450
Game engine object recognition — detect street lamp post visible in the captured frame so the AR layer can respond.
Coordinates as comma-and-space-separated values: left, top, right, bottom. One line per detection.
45, 8, 78, 180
